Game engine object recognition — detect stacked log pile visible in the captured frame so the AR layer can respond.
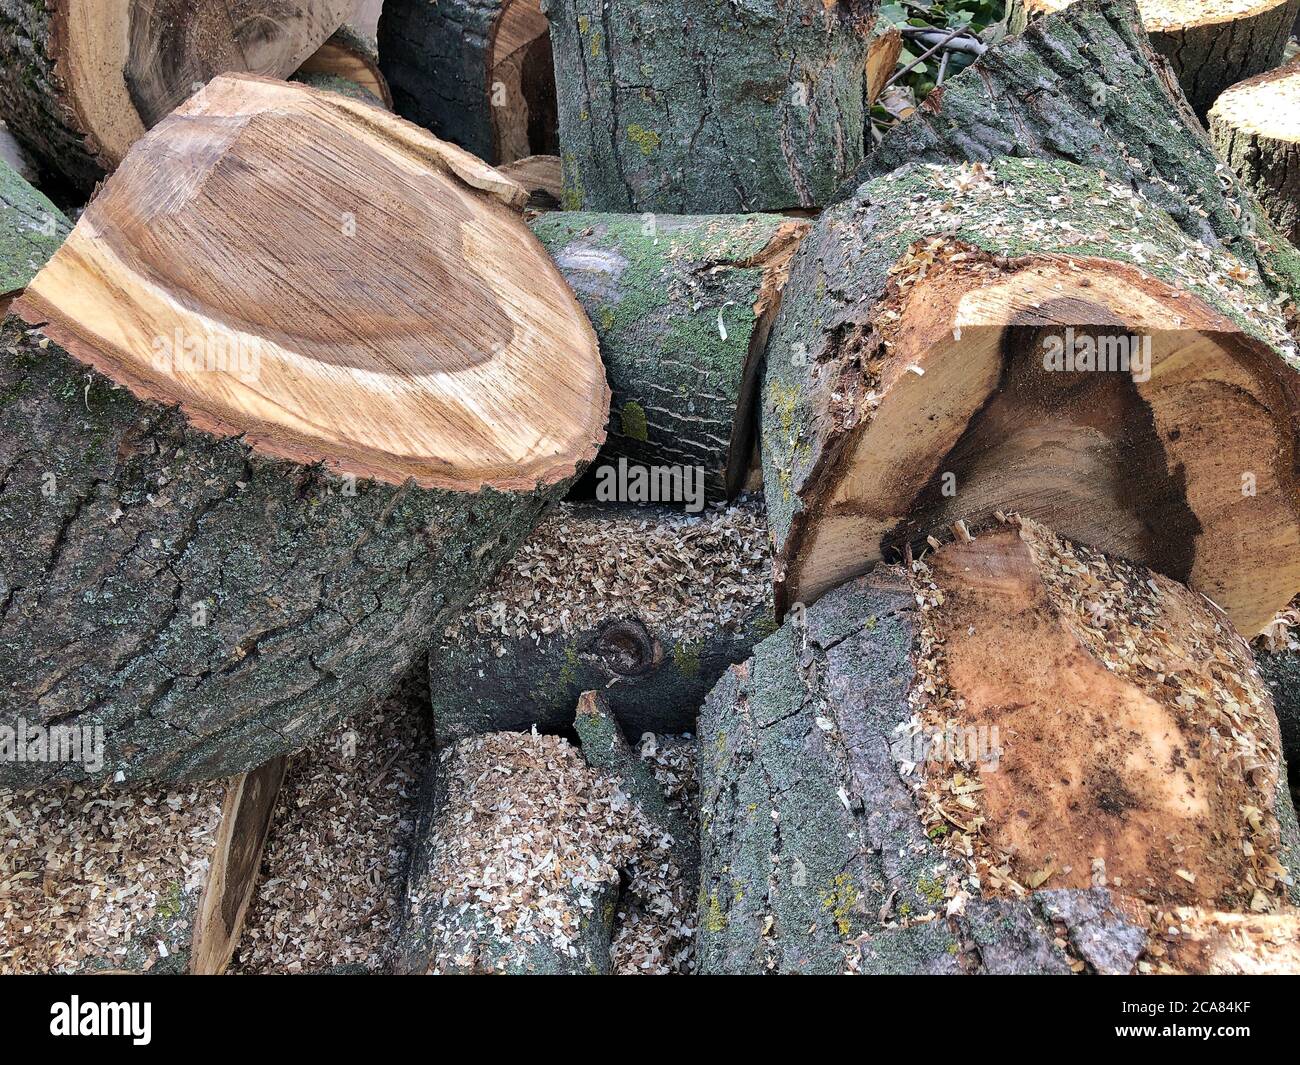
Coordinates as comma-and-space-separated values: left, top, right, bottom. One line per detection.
2, 0, 1299, 978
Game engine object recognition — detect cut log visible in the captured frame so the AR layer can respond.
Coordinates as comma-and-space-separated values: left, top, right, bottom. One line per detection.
1151, 910, 1300, 973
0, 158, 68, 317
696, 517, 1300, 974
498, 153, 563, 210
532, 212, 809, 501
1010, 0, 1300, 117
295, 25, 393, 109
392, 731, 629, 974
428, 500, 774, 748
1211, 61, 1300, 245
546, 0, 892, 212
857, 0, 1300, 330
762, 157, 1300, 637
378, 0, 558, 164
0, 0, 355, 190
0, 756, 286, 974
0, 74, 607, 786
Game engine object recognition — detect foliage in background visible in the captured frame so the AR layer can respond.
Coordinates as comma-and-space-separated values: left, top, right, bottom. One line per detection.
876, 0, 1006, 133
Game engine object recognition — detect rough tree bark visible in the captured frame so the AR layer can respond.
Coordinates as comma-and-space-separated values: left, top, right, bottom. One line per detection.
697, 518, 1300, 974
762, 158, 1300, 636
295, 25, 392, 109
855, 0, 1300, 328
1211, 61, 1300, 245
532, 211, 809, 501
0, 0, 354, 190
1010, 0, 1300, 118
0, 75, 608, 787
0, 157, 67, 315
378, 0, 558, 164
545, 0, 894, 212
428, 502, 774, 748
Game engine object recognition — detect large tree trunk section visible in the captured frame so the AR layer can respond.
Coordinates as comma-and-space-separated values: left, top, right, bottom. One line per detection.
762, 157, 1300, 637
295, 25, 393, 109
0, 75, 607, 787
0, 756, 285, 974
428, 501, 774, 748
0, 158, 67, 316
696, 518, 1300, 975
1011, 0, 1300, 118
378, 0, 558, 165
857, 0, 1300, 330
545, 0, 888, 213
392, 731, 628, 974
1211, 61, 1300, 245
532, 212, 809, 502
0, 0, 354, 190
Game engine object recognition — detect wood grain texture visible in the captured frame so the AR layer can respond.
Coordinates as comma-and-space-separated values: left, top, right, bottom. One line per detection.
296, 24, 393, 109
0, 76, 607, 786
0, 0, 354, 189
763, 158, 1300, 637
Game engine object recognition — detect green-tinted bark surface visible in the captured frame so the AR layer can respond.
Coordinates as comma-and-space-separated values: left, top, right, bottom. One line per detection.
0, 323, 572, 785
857, 0, 1300, 323
290, 71, 384, 106
545, 0, 880, 212
533, 211, 805, 501
0, 155, 66, 297
1257, 649, 1300, 769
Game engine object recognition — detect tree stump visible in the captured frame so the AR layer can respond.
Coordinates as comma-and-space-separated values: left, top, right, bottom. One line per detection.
532, 211, 808, 501
1211, 61, 1300, 245
762, 157, 1300, 637
428, 501, 774, 747
378, 0, 558, 164
295, 25, 392, 109
545, 0, 892, 212
0, 0, 355, 190
0, 75, 607, 787
1010, 0, 1300, 117
696, 517, 1300, 974
0, 756, 285, 974
0, 158, 68, 317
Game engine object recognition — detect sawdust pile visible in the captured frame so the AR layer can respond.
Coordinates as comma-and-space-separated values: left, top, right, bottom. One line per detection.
0, 780, 224, 974
231, 688, 431, 974
444, 498, 771, 646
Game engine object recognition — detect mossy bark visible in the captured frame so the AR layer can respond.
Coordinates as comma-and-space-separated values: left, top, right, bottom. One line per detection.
1257, 649, 1300, 770
857, 0, 1300, 327
0, 156, 67, 306
429, 595, 775, 750
696, 569, 1300, 974
0, 323, 575, 786
544, 0, 882, 212
1008, 0, 1300, 118
291, 71, 385, 106
532, 211, 807, 502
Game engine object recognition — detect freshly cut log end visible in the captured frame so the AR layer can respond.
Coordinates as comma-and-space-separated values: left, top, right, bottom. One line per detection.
532, 212, 809, 502
0, 758, 284, 974
0, 0, 355, 189
696, 517, 1300, 975
429, 500, 774, 747
762, 158, 1300, 637
1013, 0, 1300, 117
1211, 61, 1300, 245
378, 0, 558, 165
547, 0, 885, 212
295, 26, 393, 109
0, 158, 69, 316
0, 75, 606, 786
